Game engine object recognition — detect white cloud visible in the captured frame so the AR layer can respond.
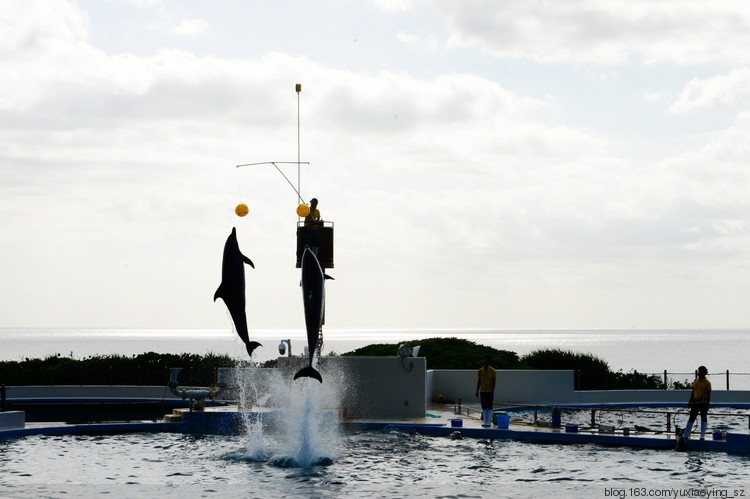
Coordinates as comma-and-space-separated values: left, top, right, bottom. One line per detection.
123, 0, 161, 7
430, 0, 750, 66
172, 18, 209, 36
4, 0, 750, 329
397, 32, 438, 52
641, 91, 667, 103
669, 68, 750, 114
369, 0, 418, 13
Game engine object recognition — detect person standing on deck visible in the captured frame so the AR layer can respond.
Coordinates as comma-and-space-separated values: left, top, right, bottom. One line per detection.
475, 355, 497, 427
683, 365, 711, 440
304, 198, 322, 256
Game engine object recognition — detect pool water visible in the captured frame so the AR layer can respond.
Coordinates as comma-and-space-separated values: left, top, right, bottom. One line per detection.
2, 424, 749, 498
3, 366, 749, 499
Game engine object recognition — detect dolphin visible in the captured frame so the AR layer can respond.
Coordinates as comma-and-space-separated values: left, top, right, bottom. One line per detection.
294, 246, 333, 383
214, 227, 261, 358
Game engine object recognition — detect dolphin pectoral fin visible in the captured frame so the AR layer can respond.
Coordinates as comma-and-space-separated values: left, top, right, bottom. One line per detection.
324, 274, 335, 280
245, 341, 262, 357
213, 284, 224, 302
242, 254, 255, 268
293, 366, 323, 383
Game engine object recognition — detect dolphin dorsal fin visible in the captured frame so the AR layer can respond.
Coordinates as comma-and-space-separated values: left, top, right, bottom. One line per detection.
242, 254, 255, 268
324, 274, 335, 280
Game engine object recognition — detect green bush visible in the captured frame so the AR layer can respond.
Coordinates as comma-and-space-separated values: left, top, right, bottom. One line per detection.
0, 340, 687, 391
0, 352, 234, 386
521, 348, 669, 390
343, 337, 523, 370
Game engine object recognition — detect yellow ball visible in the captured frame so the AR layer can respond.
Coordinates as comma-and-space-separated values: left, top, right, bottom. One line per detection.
235, 203, 249, 217
296, 203, 310, 217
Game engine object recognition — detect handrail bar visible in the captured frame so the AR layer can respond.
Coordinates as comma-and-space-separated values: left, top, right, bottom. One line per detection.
452, 400, 750, 431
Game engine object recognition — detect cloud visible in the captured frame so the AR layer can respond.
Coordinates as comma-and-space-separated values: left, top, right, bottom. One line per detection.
369, 0, 418, 12
123, 0, 161, 6
428, 0, 750, 66
172, 18, 209, 36
669, 68, 750, 114
4, 0, 750, 329
397, 32, 439, 52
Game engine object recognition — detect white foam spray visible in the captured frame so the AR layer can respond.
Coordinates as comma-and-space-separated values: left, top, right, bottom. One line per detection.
225, 359, 346, 468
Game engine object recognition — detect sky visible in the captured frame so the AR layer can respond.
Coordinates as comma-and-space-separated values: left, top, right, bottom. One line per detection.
2, 0, 750, 331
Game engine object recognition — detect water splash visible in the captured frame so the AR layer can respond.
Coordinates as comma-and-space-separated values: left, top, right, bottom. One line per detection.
274, 360, 342, 468
227, 365, 271, 461
222, 358, 344, 468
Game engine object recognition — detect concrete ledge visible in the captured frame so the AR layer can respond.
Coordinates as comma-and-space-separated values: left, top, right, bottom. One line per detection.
0, 411, 25, 430
5, 386, 181, 399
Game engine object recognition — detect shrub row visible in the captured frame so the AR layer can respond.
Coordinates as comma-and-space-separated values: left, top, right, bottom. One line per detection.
1, 339, 689, 390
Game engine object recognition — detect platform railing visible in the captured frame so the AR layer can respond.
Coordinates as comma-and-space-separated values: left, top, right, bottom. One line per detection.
452, 400, 750, 433
574, 370, 750, 390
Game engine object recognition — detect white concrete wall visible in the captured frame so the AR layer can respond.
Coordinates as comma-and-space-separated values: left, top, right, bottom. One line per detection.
427, 369, 750, 406
278, 356, 426, 419
0, 411, 25, 429
427, 369, 574, 405
5, 386, 181, 399
6, 367, 750, 422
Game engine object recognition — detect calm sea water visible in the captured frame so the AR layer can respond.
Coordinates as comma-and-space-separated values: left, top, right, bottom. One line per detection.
1, 328, 748, 388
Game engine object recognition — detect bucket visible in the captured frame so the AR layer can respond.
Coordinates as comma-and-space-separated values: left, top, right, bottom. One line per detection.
494, 414, 511, 429
712, 431, 723, 440
450, 419, 463, 428
565, 424, 578, 433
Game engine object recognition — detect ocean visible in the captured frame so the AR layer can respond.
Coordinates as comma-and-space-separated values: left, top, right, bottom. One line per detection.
1, 328, 748, 389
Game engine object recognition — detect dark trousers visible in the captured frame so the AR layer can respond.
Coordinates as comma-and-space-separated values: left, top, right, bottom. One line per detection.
480, 392, 494, 410
688, 403, 708, 423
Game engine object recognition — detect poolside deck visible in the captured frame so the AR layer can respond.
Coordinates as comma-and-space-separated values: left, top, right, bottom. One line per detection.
348, 404, 750, 454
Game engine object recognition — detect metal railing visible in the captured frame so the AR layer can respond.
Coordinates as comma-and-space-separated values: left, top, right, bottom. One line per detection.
574, 370, 750, 390
452, 401, 750, 432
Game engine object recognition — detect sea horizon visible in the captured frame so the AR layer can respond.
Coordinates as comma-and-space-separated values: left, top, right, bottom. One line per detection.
2, 327, 749, 388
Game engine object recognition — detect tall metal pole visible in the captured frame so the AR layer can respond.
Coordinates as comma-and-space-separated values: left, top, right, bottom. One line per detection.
296, 83, 302, 205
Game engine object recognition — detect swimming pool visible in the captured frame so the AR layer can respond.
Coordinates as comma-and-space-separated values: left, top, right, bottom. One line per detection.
3, 368, 749, 498
2, 419, 749, 498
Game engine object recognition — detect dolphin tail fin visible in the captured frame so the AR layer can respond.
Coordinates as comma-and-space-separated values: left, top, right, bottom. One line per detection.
245, 341, 262, 357
294, 366, 323, 383
213, 284, 224, 302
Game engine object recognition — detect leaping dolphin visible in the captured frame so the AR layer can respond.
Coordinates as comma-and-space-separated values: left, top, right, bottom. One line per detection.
294, 246, 333, 383
214, 227, 261, 358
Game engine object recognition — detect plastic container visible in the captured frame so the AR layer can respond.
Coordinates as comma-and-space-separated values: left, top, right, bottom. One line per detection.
712, 431, 724, 440
494, 414, 511, 429
450, 419, 463, 428
565, 424, 578, 433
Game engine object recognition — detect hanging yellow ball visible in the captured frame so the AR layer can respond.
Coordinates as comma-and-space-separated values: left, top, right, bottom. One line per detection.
235, 203, 249, 217
296, 203, 310, 217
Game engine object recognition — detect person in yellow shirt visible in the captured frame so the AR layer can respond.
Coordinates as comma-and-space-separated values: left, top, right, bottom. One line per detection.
683, 365, 711, 440
475, 355, 497, 427
303, 198, 322, 256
